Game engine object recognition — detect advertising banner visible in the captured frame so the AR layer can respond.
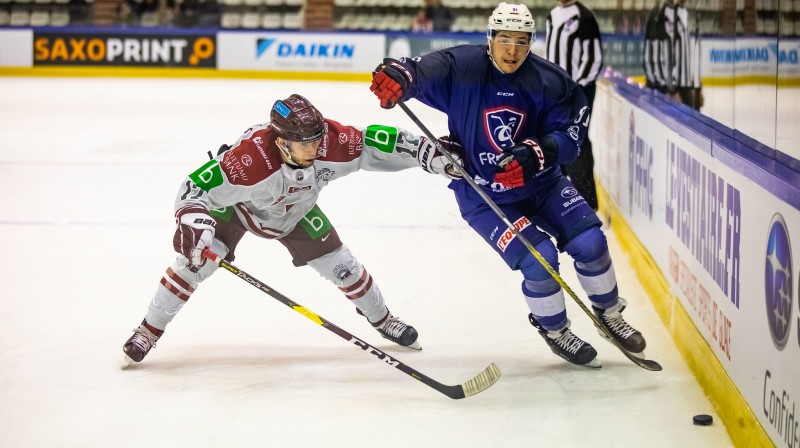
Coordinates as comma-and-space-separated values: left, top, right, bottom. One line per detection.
701, 37, 800, 80
0, 29, 33, 67
593, 80, 800, 448
385, 34, 484, 59
218, 32, 384, 73
32, 31, 216, 67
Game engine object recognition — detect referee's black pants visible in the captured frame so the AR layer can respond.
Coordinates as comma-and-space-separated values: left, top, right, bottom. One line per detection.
562, 82, 598, 211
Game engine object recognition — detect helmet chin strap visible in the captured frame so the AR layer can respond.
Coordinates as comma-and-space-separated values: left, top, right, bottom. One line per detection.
276, 138, 301, 168
487, 45, 507, 74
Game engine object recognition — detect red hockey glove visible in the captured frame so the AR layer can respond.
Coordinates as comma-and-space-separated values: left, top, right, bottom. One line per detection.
370, 59, 413, 109
417, 135, 465, 180
494, 138, 557, 188
173, 205, 216, 272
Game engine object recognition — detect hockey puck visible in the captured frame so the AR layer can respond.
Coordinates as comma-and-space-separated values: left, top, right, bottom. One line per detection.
693, 414, 713, 426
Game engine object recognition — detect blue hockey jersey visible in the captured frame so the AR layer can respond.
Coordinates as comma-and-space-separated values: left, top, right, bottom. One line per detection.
397, 44, 589, 204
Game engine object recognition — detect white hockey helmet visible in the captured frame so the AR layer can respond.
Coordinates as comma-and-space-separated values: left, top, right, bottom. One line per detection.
486, 2, 536, 39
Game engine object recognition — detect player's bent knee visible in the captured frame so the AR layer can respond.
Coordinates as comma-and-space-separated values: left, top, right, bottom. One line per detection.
564, 226, 608, 265
307, 244, 362, 287
518, 240, 559, 281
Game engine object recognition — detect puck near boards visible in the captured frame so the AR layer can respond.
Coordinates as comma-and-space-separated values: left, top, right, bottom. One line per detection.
693, 414, 713, 426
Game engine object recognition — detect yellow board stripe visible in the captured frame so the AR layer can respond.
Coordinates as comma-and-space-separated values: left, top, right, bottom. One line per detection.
5, 67, 798, 87
613, 74, 800, 88
596, 183, 773, 448
292, 305, 324, 326
0, 66, 372, 82
702, 76, 800, 87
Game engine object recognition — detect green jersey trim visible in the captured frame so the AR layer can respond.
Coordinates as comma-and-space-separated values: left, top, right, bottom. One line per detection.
364, 125, 398, 154
209, 206, 234, 222
298, 205, 333, 239
189, 160, 224, 192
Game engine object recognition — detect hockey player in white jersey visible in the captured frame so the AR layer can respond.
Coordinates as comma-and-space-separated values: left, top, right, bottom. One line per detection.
122, 93, 462, 367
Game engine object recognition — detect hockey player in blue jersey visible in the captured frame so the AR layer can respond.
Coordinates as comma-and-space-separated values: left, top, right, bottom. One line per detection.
369, 2, 648, 367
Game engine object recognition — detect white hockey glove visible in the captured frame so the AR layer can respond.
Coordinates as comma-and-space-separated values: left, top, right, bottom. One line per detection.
417, 135, 464, 180
173, 205, 216, 272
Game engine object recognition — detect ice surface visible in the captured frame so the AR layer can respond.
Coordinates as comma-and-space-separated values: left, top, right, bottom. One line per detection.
0, 77, 732, 448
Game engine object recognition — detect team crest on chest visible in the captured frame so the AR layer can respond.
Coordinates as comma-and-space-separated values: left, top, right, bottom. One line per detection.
484, 106, 526, 152
315, 167, 335, 184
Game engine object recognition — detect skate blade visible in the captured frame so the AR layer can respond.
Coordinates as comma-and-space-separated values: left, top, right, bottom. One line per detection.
402, 340, 422, 351
627, 350, 646, 360
121, 355, 135, 369
552, 351, 602, 368
582, 358, 602, 368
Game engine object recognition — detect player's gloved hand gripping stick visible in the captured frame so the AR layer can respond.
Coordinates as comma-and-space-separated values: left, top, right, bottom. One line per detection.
398, 102, 662, 372
202, 248, 501, 398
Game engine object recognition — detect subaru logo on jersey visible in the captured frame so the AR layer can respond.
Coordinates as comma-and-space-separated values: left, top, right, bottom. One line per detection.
765, 213, 793, 350
561, 186, 578, 198
484, 106, 525, 151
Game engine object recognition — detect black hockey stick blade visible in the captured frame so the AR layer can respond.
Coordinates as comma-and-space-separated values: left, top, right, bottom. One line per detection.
203, 248, 501, 399
627, 352, 662, 371
599, 330, 662, 371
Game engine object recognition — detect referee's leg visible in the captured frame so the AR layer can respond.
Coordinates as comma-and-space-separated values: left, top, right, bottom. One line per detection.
562, 138, 598, 210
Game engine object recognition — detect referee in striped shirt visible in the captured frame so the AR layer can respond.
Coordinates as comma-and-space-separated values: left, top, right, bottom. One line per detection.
545, 0, 603, 210
643, 0, 702, 109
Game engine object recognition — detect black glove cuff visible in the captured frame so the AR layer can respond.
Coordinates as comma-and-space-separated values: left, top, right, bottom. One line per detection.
538, 135, 558, 157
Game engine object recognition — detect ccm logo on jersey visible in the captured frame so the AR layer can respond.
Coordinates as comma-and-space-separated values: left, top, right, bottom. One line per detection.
496, 216, 532, 252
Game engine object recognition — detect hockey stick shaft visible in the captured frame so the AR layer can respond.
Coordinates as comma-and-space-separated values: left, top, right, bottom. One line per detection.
202, 248, 501, 398
399, 102, 661, 371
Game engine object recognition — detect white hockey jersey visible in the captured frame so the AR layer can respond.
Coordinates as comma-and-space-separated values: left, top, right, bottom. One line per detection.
176, 119, 422, 239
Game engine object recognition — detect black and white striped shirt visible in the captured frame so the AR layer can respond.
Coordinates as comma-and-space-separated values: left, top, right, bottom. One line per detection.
545, 1, 603, 87
643, 2, 697, 92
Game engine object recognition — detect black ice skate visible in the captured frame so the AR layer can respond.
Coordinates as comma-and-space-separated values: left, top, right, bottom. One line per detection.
121, 321, 162, 369
592, 297, 646, 357
529, 315, 600, 368
363, 309, 421, 350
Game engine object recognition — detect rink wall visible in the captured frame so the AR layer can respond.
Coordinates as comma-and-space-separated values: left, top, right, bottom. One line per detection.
0, 27, 491, 80
591, 74, 800, 448
0, 27, 526, 79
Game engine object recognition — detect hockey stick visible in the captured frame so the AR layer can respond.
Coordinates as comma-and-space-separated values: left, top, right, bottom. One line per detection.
399, 102, 662, 372
202, 248, 501, 399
